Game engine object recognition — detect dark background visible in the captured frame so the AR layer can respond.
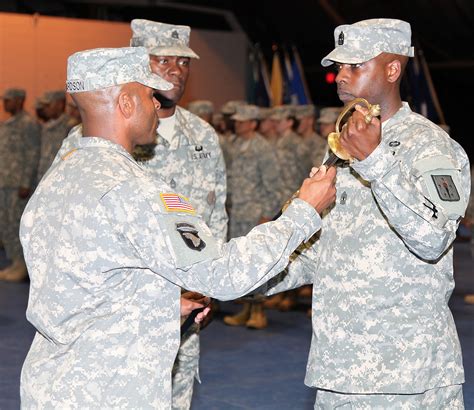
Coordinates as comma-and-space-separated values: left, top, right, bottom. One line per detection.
1, 0, 473, 158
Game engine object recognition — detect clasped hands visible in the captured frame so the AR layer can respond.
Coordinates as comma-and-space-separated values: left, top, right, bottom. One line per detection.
339, 104, 382, 161
180, 291, 211, 326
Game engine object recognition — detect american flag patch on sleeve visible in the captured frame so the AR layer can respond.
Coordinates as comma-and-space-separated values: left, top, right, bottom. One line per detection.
160, 193, 196, 214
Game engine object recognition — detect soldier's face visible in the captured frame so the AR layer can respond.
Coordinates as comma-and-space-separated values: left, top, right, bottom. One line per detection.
234, 119, 256, 137
297, 116, 313, 134
335, 55, 387, 105
259, 118, 275, 134
275, 118, 293, 134
133, 85, 161, 145
3, 98, 18, 114
149, 55, 190, 104
319, 122, 336, 139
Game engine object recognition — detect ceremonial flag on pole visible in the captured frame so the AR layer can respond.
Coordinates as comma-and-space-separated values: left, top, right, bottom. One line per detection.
282, 48, 295, 104
290, 46, 312, 104
256, 47, 272, 107
246, 46, 272, 107
270, 48, 284, 106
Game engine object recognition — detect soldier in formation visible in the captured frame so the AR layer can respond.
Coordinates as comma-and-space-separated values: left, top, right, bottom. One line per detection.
36, 90, 74, 182
223, 104, 284, 329
0, 88, 40, 282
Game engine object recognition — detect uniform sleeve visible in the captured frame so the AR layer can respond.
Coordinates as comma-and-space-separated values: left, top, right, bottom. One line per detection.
259, 239, 318, 295
102, 182, 322, 301
20, 121, 41, 188
351, 132, 470, 261
207, 134, 228, 242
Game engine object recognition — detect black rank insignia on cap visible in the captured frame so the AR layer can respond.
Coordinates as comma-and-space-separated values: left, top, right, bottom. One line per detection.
172, 30, 179, 39
176, 223, 206, 251
338, 31, 344, 45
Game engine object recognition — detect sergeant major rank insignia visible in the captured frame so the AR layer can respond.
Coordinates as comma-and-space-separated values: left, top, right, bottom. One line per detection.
338, 31, 344, 45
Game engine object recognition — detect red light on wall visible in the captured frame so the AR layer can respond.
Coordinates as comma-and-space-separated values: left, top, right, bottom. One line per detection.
325, 72, 336, 84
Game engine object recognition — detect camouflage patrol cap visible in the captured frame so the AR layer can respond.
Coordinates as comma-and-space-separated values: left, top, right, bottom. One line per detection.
187, 100, 214, 116
66, 47, 172, 93
130, 19, 199, 59
231, 104, 260, 121
294, 104, 315, 119
258, 107, 273, 120
1, 88, 26, 100
221, 100, 246, 115
40, 90, 66, 104
317, 107, 342, 124
269, 105, 295, 121
321, 18, 414, 67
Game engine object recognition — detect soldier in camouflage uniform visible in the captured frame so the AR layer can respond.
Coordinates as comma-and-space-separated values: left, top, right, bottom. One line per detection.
258, 107, 278, 144
217, 100, 246, 172
129, 19, 229, 409
263, 19, 469, 408
226, 104, 283, 238
51, 20, 226, 408
223, 104, 284, 329
20, 46, 336, 409
271, 105, 305, 199
186, 100, 214, 124
36, 90, 74, 183
258, 106, 288, 208
295, 104, 327, 169
317, 106, 341, 141
0, 88, 40, 282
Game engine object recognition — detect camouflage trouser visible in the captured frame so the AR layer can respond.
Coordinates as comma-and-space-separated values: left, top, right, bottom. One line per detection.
171, 328, 200, 410
0, 188, 26, 260
314, 384, 464, 409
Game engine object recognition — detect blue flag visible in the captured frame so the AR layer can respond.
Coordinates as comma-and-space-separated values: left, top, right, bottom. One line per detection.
246, 46, 271, 107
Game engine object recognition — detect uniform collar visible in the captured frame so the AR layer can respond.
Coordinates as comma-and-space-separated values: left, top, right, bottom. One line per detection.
44, 113, 69, 130
76, 137, 137, 163
157, 106, 196, 150
4, 110, 26, 125
381, 102, 412, 137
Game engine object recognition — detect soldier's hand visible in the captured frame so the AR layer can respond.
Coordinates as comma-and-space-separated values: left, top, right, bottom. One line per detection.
18, 187, 31, 199
297, 165, 336, 214
180, 291, 211, 317
339, 105, 381, 160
